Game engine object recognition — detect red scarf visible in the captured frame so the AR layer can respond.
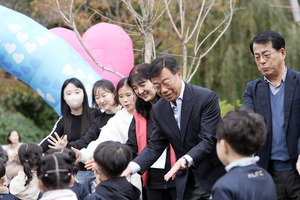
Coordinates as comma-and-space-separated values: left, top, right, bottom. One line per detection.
134, 110, 176, 187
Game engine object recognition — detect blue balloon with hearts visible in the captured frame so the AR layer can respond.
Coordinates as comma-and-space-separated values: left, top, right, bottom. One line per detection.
0, 5, 103, 116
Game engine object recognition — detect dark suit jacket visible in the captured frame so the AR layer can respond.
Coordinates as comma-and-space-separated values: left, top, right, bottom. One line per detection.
133, 82, 226, 200
243, 67, 300, 181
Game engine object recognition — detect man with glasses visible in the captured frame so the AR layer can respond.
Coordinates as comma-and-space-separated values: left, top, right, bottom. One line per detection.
122, 55, 226, 200
243, 30, 300, 199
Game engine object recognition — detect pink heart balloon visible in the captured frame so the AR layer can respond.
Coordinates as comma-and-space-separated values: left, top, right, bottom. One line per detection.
50, 22, 134, 86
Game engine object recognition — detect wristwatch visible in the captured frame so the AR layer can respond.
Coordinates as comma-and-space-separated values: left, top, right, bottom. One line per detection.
182, 157, 188, 168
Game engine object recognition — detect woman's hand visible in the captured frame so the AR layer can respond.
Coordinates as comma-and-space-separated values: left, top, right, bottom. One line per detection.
48, 132, 68, 149
85, 159, 95, 170
71, 147, 82, 163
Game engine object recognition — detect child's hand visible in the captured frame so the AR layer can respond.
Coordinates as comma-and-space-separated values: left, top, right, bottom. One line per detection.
85, 159, 95, 170
92, 178, 101, 188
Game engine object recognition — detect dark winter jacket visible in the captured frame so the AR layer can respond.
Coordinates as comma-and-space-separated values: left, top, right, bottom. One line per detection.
86, 176, 141, 200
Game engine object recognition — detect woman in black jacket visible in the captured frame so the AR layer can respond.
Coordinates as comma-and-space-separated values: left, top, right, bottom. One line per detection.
39, 78, 119, 194
126, 63, 176, 200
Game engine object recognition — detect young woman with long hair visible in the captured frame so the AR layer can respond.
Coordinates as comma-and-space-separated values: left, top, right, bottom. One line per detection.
40, 78, 119, 194
126, 63, 177, 200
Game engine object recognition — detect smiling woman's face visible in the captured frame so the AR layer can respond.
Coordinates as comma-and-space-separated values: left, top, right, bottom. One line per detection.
131, 79, 156, 105
94, 87, 116, 113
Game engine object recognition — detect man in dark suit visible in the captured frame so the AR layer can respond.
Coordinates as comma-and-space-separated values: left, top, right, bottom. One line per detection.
122, 55, 225, 200
243, 30, 300, 199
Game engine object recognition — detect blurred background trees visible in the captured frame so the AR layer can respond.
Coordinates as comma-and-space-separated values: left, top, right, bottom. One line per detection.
0, 0, 299, 144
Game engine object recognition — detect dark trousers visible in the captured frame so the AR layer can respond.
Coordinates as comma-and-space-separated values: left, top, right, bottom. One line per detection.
269, 168, 300, 200
146, 187, 177, 200
183, 170, 210, 200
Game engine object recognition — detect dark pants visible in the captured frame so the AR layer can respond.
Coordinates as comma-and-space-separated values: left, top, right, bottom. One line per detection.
269, 168, 300, 200
183, 170, 210, 200
146, 187, 177, 200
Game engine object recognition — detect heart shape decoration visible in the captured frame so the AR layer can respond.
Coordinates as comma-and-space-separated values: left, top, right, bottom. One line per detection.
50, 23, 134, 87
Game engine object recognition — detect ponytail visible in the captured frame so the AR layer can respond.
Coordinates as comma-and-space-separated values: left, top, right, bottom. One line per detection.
18, 143, 43, 187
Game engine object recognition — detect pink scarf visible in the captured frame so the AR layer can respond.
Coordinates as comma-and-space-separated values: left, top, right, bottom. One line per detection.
134, 110, 176, 187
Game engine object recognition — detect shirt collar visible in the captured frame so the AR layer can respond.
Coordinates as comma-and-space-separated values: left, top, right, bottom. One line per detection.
170, 80, 185, 107
264, 67, 287, 85
225, 156, 260, 172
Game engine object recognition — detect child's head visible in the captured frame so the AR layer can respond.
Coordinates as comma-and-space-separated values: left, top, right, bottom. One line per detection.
50, 148, 79, 176
92, 79, 118, 112
37, 152, 74, 191
0, 160, 5, 186
18, 142, 43, 187
93, 141, 132, 179
116, 78, 136, 114
216, 107, 267, 166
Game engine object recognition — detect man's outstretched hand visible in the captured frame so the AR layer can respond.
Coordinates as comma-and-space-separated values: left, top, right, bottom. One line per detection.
164, 157, 187, 181
121, 166, 133, 177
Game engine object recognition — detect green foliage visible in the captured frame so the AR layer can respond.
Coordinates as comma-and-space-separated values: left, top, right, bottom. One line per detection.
219, 99, 242, 118
0, 105, 47, 144
0, 69, 58, 140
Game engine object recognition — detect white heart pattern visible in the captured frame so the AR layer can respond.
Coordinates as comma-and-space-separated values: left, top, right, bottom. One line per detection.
45, 32, 56, 41
36, 88, 45, 98
25, 42, 37, 54
62, 64, 74, 75
16, 32, 29, 44
75, 69, 86, 79
46, 93, 55, 103
12, 53, 24, 64
87, 73, 97, 84
85, 84, 93, 95
4, 43, 16, 54
8, 23, 22, 34
36, 36, 48, 46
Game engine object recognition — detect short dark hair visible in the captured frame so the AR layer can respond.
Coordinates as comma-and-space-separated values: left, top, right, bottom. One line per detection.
18, 142, 43, 186
92, 79, 117, 109
0, 160, 5, 178
216, 107, 267, 156
249, 30, 285, 54
7, 129, 21, 144
148, 55, 180, 80
50, 148, 79, 176
93, 141, 132, 178
37, 152, 73, 190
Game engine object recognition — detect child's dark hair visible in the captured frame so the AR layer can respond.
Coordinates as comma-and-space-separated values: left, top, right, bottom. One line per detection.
93, 141, 132, 178
217, 107, 267, 156
37, 152, 73, 190
18, 142, 43, 187
0, 160, 5, 178
50, 148, 79, 175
